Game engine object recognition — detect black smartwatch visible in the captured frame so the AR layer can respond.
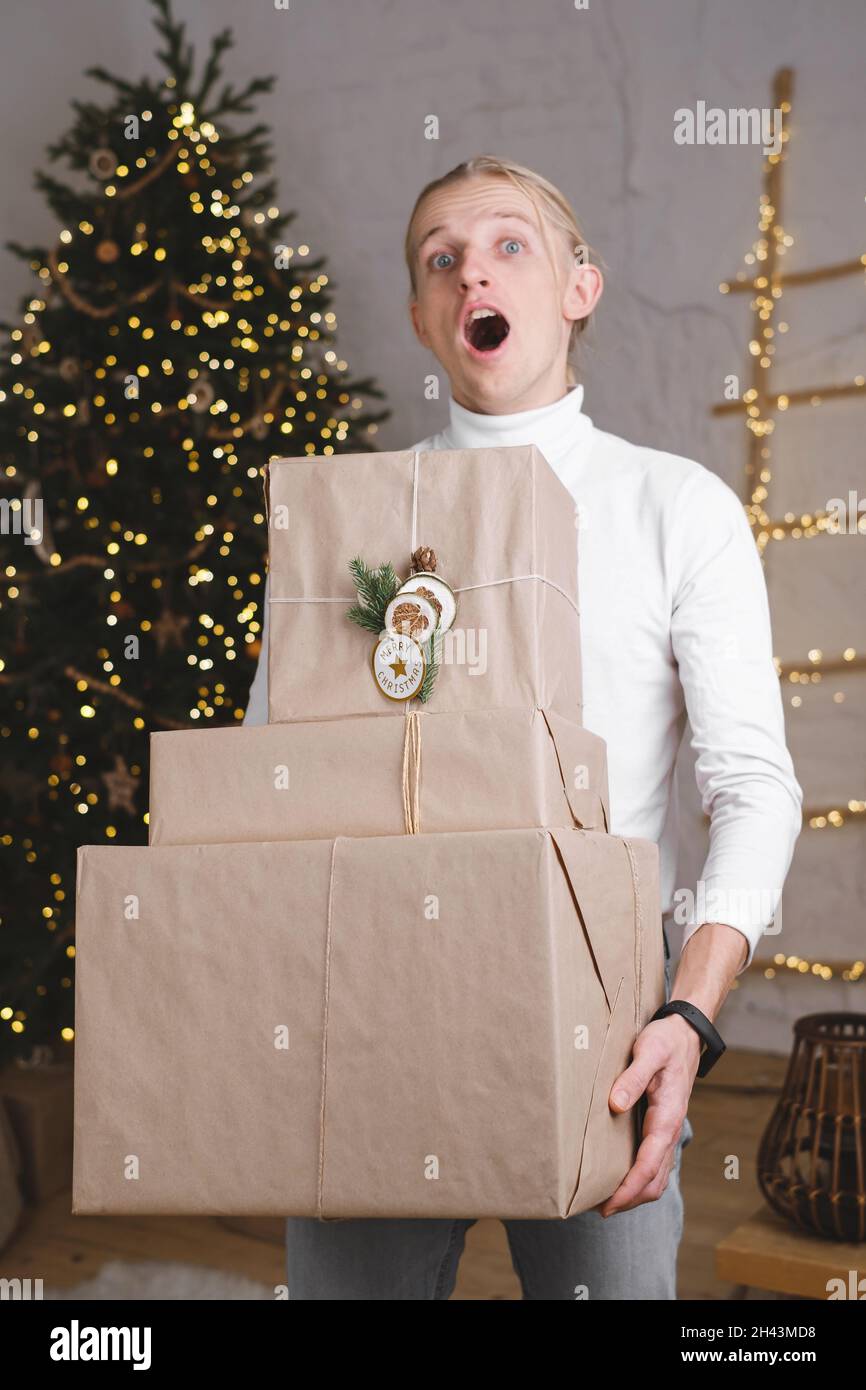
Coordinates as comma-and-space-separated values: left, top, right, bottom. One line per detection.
651, 999, 726, 1077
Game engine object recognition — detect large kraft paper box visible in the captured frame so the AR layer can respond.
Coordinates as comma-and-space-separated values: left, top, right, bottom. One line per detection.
72, 827, 664, 1220
265, 444, 582, 723
147, 708, 609, 845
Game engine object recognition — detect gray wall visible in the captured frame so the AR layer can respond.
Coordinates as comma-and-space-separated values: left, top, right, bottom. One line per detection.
3, 0, 864, 1050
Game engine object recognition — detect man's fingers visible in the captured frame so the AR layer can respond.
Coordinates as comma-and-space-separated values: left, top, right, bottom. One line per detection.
601, 1155, 677, 1216
596, 1133, 678, 1216
608, 1057, 655, 1111
608, 1017, 690, 1112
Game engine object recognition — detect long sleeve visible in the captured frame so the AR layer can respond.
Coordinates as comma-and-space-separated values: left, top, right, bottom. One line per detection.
669, 469, 803, 974
242, 571, 270, 727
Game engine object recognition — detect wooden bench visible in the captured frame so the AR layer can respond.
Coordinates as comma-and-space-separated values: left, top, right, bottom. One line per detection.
716, 1204, 866, 1299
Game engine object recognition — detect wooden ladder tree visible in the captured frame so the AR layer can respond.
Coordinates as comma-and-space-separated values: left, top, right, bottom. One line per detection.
713, 67, 865, 981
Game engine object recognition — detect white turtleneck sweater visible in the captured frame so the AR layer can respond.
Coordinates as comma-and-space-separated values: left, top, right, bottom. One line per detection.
244, 385, 803, 972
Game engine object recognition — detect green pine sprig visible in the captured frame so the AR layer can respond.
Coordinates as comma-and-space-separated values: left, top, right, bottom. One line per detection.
417, 628, 443, 703
346, 556, 401, 634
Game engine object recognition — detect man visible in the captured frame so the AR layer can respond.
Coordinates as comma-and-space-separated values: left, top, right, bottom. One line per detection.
243, 155, 802, 1299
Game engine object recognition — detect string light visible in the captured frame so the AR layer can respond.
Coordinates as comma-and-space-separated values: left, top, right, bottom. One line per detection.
0, 8, 388, 1056
745, 954, 866, 983
712, 70, 865, 995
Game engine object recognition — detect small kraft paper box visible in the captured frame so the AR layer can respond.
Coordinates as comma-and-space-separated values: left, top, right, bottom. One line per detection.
72, 827, 664, 1220
264, 444, 582, 723
147, 707, 609, 845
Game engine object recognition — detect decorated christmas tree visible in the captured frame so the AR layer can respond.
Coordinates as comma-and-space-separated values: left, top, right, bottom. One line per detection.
0, 0, 388, 1064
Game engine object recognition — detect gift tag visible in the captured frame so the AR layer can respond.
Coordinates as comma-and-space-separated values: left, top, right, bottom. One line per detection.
371, 632, 426, 701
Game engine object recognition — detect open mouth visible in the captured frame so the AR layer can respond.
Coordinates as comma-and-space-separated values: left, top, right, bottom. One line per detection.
463, 305, 511, 353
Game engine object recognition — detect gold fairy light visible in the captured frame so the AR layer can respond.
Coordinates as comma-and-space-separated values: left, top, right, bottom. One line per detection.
713, 66, 865, 881
750, 953, 866, 982
714, 71, 865, 528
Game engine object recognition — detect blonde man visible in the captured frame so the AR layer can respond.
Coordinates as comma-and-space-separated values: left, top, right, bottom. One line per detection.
244, 155, 801, 1300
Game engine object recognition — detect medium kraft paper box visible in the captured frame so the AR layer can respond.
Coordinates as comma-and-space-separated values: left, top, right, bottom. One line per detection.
147, 707, 609, 845
72, 827, 664, 1220
264, 444, 582, 723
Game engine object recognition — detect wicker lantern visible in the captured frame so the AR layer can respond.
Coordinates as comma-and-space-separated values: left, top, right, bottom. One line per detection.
758, 1013, 866, 1242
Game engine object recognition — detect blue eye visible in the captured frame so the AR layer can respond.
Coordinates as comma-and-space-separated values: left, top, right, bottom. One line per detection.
431, 251, 455, 269
502, 239, 523, 254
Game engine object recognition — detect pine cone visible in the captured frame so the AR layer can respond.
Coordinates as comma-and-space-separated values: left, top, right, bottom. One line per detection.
410, 545, 437, 574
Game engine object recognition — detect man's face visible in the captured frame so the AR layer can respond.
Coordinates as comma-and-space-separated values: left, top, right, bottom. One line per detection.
409, 176, 590, 414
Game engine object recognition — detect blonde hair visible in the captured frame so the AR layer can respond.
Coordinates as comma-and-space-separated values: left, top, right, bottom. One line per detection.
404, 154, 597, 386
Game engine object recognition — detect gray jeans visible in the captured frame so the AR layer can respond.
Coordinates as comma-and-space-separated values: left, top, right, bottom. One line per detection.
284, 932, 694, 1299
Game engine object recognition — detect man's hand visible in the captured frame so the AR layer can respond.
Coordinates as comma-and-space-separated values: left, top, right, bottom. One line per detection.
593, 920, 748, 1218
594, 1013, 701, 1216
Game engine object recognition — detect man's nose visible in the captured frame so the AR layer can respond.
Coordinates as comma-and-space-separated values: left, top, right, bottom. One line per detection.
459, 251, 491, 290
460, 275, 490, 291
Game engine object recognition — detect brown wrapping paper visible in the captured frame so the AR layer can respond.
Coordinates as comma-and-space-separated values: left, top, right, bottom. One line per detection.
72, 827, 664, 1219
264, 444, 582, 723
147, 707, 609, 846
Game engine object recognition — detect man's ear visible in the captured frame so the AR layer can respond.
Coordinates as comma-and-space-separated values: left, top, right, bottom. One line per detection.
409, 297, 431, 349
562, 263, 603, 330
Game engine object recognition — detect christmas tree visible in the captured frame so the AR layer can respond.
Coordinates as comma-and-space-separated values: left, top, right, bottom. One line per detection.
0, 0, 389, 1064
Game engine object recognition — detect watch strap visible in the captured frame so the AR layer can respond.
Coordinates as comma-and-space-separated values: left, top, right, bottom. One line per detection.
651, 999, 726, 1077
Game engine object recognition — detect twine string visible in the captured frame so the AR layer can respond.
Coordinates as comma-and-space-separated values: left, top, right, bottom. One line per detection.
268, 450, 578, 616
269, 573, 578, 616
316, 836, 341, 1221
622, 840, 644, 1035
401, 708, 422, 834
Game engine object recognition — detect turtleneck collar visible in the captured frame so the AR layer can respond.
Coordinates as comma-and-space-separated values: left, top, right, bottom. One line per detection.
441, 383, 595, 484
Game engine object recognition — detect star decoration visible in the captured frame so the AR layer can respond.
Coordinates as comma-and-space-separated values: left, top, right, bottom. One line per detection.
101, 754, 140, 814
153, 608, 190, 653
388, 657, 408, 678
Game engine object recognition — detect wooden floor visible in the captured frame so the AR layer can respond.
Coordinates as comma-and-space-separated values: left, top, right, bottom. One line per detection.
2, 1049, 793, 1300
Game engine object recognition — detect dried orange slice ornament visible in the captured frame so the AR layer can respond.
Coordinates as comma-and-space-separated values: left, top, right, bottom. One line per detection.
384, 591, 438, 640
396, 573, 457, 633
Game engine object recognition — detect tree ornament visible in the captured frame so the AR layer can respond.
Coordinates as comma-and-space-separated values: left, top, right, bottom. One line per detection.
23, 478, 53, 561
100, 754, 139, 814
188, 372, 214, 413
153, 607, 190, 652
58, 356, 80, 381
89, 146, 118, 181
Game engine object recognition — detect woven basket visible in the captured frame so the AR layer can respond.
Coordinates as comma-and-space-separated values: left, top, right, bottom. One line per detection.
758, 1013, 866, 1242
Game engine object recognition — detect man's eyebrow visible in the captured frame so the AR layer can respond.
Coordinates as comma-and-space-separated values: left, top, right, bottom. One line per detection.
415, 209, 538, 255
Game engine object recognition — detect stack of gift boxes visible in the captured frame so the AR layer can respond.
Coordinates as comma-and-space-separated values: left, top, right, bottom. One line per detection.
73, 443, 664, 1220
